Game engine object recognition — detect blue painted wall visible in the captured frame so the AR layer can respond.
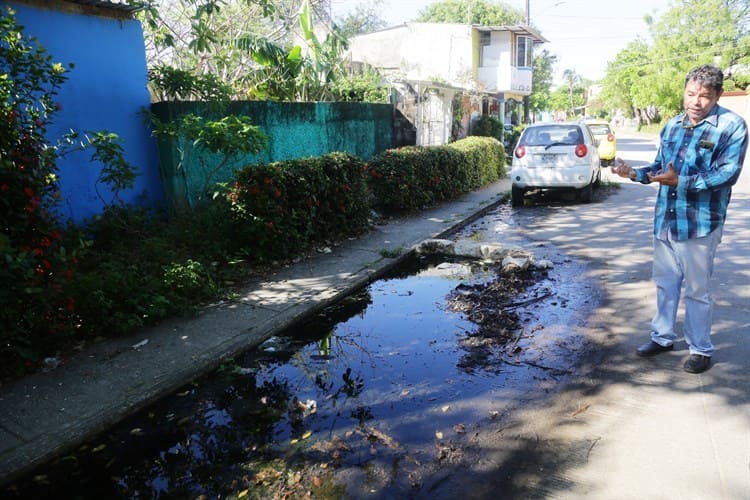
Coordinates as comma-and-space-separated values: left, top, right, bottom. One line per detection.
9, 2, 164, 223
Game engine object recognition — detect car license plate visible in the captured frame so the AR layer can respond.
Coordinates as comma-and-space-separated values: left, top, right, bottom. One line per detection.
541, 154, 556, 162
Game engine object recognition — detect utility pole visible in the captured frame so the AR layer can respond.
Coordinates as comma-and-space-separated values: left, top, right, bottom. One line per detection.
526, 0, 530, 24
523, 0, 531, 123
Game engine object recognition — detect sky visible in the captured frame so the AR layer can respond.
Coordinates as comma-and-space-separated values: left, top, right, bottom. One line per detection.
329, 0, 674, 85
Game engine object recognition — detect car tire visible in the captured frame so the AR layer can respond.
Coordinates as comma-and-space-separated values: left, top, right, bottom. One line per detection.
511, 186, 525, 207
593, 168, 602, 187
579, 183, 593, 203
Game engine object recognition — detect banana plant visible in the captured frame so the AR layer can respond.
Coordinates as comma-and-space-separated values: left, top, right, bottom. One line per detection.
297, 0, 348, 101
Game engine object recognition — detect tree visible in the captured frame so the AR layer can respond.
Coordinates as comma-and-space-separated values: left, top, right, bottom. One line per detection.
335, 0, 388, 38
600, 0, 750, 121
561, 69, 582, 115
416, 0, 524, 25
529, 49, 556, 118
548, 69, 585, 118
600, 40, 650, 119
136, 0, 340, 100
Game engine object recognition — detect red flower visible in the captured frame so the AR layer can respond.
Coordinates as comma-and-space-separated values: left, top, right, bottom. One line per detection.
263, 177, 273, 185
23, 187, 35, 197
66, 297, 75, 312
273, 190, 281, 198
40, 236, 52, 248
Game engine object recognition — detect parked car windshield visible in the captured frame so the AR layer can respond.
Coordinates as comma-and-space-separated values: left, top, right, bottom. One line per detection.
520, 125, 583, 146
586, 123, 612, 136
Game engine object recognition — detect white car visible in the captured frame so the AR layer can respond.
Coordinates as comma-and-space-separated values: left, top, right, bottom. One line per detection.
510, 122, 601, 206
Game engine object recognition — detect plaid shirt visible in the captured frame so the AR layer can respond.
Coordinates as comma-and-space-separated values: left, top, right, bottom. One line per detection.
634, 104, 748, 240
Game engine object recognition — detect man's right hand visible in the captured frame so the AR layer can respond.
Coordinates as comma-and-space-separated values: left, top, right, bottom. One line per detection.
611, 157, 635, 179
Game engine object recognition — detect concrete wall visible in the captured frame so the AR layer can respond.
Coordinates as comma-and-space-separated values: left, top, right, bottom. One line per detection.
152, 101, 394, 210
349, 23, 473, 88
720, 91, 749, 123
9, 1, 164, 223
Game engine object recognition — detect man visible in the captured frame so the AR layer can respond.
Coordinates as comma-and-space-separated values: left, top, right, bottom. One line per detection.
612, 64, 748, 374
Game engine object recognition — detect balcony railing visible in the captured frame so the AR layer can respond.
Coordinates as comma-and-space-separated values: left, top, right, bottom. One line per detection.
477, 66, 533, 95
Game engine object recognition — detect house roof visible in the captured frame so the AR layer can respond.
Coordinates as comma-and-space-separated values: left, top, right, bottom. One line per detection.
473, 24, 548, 43
358, 22, 548, 43
62, 0, 145, 13
9, 0, 146, 16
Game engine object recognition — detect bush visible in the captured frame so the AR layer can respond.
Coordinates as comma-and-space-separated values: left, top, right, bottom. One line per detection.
366, 136, 505, 214
446, 136, 505, 186
470, 115, 503, 141
227, 152, 371, 261
0, 8, 142, 378
0, 10, 80, 373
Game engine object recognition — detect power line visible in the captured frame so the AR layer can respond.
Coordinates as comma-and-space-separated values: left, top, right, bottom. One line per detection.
606, 40, 750, 73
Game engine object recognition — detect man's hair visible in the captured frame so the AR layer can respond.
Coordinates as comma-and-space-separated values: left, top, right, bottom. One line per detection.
685, 64, 724, 93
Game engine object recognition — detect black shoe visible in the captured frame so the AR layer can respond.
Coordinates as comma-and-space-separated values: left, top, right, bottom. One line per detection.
636, 341, 674, 357
683, 354, 711, 374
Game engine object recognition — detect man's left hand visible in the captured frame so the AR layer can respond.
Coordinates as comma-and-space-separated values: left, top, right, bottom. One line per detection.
647, 162, 678, 187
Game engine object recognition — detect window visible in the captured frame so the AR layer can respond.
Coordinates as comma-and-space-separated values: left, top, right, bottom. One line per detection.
515, 36, 532, 68
479, 31, 491, 66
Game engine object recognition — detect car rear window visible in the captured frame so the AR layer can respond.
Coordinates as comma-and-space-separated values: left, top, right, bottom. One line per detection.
520, 125, 582, 146
587, 123, 611, 135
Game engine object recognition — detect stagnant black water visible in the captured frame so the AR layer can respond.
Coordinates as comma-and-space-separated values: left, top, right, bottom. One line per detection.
4, 242, 598, 498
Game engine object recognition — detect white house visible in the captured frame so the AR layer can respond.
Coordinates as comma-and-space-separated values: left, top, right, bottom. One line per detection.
347, 22, 547, 146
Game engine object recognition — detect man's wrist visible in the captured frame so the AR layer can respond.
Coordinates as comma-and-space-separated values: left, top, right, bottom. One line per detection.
629, 170, 637, 180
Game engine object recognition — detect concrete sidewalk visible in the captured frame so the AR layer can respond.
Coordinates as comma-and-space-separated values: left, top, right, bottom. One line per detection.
0, 178, 511, 485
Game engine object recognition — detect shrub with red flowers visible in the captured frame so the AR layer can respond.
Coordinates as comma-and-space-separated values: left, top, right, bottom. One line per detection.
227, 152, 370, 260
0, 8, 137, 378
0, 9, 79, 371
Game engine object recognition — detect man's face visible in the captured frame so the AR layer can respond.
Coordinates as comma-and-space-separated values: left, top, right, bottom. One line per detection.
683, 80, 722, 125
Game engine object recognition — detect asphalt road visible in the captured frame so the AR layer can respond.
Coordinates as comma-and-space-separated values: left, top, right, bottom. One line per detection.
433, 130, 750, 499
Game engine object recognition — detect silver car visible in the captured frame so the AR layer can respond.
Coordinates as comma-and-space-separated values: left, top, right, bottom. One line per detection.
510, 122, 601, 206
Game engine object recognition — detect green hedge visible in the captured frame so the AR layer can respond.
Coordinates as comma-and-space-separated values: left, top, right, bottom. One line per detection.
228, 152, 371, 260
366, 136, 505, 214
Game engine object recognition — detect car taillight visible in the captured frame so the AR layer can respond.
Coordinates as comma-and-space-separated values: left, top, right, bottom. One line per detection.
607, 133, 615, 142
515, 145, 526, 158
575, 144, 587, 158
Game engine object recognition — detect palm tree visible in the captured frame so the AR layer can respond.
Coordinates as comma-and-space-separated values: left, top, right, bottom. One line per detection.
562, 69, 580, 115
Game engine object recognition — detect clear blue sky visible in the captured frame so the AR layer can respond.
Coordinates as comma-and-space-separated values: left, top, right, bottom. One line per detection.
330, 0, 673, 85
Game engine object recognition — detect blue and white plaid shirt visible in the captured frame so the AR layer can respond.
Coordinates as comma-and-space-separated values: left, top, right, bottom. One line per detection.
634, 104, 748, 240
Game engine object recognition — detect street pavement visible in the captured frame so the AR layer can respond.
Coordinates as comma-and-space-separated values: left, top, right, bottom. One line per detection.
490, 132, 750, 499
1, 130, 749, 498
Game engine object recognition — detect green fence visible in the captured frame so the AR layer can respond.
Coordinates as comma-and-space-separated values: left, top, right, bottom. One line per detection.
151, 101, 394, 211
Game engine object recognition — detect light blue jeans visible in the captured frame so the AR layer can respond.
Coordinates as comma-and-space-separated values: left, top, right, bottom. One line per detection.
650, 227, 723, 357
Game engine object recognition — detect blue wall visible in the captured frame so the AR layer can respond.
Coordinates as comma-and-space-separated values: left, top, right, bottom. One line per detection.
9, 3, 164, 223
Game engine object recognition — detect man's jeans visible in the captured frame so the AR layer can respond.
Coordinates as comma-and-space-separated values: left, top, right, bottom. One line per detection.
650, 227, 723, 357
